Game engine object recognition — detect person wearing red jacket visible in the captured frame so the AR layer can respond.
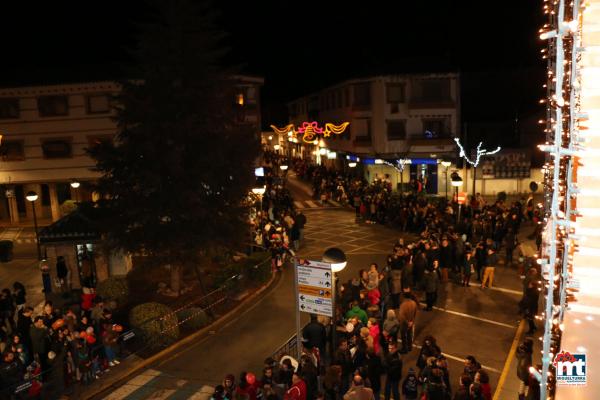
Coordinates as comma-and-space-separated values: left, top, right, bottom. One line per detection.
284, 373, 306, 400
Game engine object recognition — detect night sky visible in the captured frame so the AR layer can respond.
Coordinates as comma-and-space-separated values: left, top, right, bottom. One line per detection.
0, 1, 545, 128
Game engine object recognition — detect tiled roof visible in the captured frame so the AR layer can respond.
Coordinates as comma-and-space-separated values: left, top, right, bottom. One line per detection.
39, 208, 101, 244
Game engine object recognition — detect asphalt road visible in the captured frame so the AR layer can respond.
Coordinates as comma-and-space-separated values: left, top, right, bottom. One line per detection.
92, 176, 526, 399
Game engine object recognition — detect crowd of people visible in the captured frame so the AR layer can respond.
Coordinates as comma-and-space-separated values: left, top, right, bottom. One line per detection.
217, 161, 544, 400
0, 281, 123, 399
250, 152, 307, 270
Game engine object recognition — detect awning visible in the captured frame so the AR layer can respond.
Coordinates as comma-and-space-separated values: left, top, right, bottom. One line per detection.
39, 206, 103, 244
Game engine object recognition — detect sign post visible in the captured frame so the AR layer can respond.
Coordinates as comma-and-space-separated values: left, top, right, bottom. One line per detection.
294, 259, 334, 358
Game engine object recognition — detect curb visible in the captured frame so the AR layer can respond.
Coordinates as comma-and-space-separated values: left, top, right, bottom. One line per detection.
82, 269, 282, 399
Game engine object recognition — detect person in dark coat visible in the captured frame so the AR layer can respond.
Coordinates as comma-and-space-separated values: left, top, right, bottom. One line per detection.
334, 339, 353, 395
56, 256, 69, 292
366, 349, 383, 400
0, 352, 23, 399
423, 268, 438, 311
12, 282, 26, 312
29, 317, 49, 369
453, 374, 472, 400
522, 278, 540, 335
303, 314, 327, 359
17, 306, 33, 356
416, 336, 441, 371
383, 341, 403, 400
516, 339, 534, 400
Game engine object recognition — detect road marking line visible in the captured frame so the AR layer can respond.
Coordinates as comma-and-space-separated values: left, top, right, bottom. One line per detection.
420, 303, 516, 329
147, 389, 177, 399
413, 344, 502, 374
305, 200, 320, 208
187, 385, 215, 400
469, 282, 521, 295
493, 319, 526, 400
294, 201, 305, 209
104, 369, 162, 399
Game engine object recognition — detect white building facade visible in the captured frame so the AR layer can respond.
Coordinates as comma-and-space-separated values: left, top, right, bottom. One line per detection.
0, 77, 263, 225
285, 73, 461, 194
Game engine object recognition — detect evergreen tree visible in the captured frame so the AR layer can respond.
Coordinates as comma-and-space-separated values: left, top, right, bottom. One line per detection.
89, 0, 260, 294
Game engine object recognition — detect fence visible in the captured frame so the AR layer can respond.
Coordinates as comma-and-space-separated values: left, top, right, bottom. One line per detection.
10, 253, 274, 398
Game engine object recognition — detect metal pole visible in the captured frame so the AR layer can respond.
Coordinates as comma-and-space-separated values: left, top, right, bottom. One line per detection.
331, 271, 337, 360
31, 201, 41, 260
445, 168, 448, 200
472, 166, 476, 198
293, 258, 302, 359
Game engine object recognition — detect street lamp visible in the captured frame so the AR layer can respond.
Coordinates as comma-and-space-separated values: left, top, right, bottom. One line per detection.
26, 191, 42, 260
70, 180, 80, 189
279, 164, 288, 171
451, 173, 463, 222
274, 144, 280, 151
441, 161, 451, 200
322, 247, 347, 357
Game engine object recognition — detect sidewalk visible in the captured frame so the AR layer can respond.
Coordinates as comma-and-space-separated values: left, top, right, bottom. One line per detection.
494, 221, 541, 400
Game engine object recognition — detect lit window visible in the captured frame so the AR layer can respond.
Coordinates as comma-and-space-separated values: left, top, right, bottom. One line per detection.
236, 93, 244, 106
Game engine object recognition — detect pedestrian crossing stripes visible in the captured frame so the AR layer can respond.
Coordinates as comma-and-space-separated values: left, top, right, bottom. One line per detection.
294, 199, 345, 210
104, 369, 214, 400
0, 227, 21, 241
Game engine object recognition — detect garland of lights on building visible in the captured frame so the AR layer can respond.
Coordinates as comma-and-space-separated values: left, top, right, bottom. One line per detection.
270, 121, 350, 144
536, 0, 585, 397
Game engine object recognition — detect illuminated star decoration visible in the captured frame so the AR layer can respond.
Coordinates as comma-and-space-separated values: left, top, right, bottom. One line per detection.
270, 121, 350, 144
454, 138, 501, 167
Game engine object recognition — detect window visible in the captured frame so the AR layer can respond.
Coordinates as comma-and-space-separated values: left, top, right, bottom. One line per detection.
386, 84, 406, 103
246, 87, 257, 104
354, 118, 371, 138
86, 94, 110, 114
422, 118, 447, 138
421, 79, 451, 102
42, 139, 72, 158
235, 93, 244, 106
0, 140, 24, 161
0, 98, 19, 119
38, 96, 69, 117
387, 120, 406, 140
353, 83, 371, 107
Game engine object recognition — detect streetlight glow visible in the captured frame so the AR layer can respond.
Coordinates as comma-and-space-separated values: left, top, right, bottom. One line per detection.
274, 144, 280, 150
70, 181, 80, 189
279, 165, 288, 171
251, 186, 266, 195
441, 161, 451, 168
348, 162, 357, 168
26, 191, 39, 202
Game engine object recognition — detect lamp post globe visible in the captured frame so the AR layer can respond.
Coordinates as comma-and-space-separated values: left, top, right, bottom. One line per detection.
70, 181, 80, 189
279, 165, 288, 171
323, 247, 347, 273
26, 191, 38, 202
26, 191, 42, 260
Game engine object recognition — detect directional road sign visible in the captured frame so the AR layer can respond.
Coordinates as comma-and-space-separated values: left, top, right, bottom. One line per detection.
296, 260, 333, 317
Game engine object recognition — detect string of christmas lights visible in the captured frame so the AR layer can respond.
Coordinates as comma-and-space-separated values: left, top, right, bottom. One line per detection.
536, 0, 585, 397
453, 138, 501, 167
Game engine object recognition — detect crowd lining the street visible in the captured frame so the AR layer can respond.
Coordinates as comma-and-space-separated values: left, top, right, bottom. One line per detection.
234, 161, 543, 400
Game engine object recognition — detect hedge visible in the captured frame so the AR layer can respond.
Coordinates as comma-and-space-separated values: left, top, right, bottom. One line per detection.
129, 302, 179, 349
97, 276, 129, 307
176, 307, 209, 331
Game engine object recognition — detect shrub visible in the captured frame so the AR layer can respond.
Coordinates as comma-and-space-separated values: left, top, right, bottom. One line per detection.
129, 302, 179, 349
96, 276, 129, 307
176, 307, 209, 331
